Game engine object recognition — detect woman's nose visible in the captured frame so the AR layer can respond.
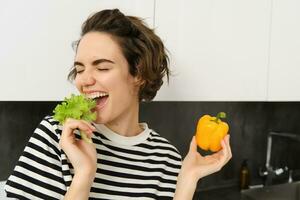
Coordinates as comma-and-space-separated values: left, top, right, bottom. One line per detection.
81, 71, 96, 86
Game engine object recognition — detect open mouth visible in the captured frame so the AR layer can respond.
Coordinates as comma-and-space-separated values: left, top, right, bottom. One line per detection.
85, 92, 109, 109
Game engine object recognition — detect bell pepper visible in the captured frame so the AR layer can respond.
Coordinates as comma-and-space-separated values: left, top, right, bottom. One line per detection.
195, 112, 229, 152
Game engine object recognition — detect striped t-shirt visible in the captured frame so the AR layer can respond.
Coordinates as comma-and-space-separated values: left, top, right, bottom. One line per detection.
5, 116, 182, 199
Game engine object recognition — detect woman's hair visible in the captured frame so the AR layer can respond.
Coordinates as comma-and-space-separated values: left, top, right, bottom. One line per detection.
68, 9, 170, 101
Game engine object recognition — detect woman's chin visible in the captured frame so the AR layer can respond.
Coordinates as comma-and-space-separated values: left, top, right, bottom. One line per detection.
94, 110, 109, 124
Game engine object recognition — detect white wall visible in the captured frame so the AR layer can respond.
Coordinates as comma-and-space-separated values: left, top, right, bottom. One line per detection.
267, 0, 300, 101
1, 0, 299, 101
154, 0, 271, 101
0, 0, 154, 101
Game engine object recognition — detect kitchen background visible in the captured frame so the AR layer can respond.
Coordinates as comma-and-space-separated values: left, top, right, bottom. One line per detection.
1, 102, 300, 197
1, 0, 300, 200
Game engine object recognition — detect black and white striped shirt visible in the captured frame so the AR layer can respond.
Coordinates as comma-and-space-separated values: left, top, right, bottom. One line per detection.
5, 116, 182, 199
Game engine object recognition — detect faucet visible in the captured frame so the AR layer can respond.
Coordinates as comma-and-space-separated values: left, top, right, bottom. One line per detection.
259, 131, 300, 185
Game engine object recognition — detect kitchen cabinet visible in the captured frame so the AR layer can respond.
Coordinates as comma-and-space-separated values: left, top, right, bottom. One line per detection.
267, 0, 300, 101
0, 0, 154, 101
3, 0, 298, 101
154, 0, 272, 101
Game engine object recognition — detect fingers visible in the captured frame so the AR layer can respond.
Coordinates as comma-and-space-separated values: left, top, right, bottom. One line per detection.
58, 119, 97, 176
60, 118, 96, 147
65, 118, 95, 135
220, 135, 232, 163
189, 136, 198, 153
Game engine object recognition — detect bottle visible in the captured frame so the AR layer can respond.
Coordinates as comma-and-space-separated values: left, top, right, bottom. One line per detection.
240, 159, 250, 190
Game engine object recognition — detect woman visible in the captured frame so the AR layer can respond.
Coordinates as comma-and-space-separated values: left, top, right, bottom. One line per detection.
5, 9, 231, 199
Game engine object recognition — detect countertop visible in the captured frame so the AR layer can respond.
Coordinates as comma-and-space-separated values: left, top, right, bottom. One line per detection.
193, 185, 242, 200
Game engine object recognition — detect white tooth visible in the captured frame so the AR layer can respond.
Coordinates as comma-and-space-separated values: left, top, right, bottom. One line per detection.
86, 93, 97, 99
86, 92, 108, 99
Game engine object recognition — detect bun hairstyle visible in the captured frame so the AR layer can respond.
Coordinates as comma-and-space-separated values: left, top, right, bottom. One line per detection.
68, 9, 170, 101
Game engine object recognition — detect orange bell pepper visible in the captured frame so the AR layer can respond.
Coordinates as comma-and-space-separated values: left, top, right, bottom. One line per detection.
195, 112, 229, 152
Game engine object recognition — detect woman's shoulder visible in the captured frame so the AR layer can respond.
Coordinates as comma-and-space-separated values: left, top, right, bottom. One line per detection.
41, 115, 60, 126
33, 115, 62, 144
146, 130, 182, 161
4, 115, 66, 199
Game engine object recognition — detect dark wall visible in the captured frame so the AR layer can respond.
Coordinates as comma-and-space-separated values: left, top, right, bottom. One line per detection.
0, 102, 58, 180
1, 101, 300, 191
140, 102, 270, 189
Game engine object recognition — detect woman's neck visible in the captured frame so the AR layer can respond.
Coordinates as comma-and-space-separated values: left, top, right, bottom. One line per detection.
105, 103, 143, 137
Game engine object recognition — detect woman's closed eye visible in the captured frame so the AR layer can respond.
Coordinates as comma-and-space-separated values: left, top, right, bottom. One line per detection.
75, 66, 84, 74
97, 66, 110, 71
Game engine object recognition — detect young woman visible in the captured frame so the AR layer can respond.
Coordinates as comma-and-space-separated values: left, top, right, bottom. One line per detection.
5, 9, 231, 200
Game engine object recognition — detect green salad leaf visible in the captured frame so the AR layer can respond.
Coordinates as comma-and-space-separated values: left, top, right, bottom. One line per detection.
53, 94, 97, 143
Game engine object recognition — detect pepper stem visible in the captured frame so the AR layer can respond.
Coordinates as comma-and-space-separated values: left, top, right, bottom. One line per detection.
213, 112, 226, 123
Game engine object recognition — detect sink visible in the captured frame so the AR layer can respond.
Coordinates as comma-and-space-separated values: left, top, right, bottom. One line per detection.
241, 181, 300, 200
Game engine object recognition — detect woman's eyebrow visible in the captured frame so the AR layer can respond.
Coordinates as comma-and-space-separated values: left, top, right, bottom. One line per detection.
74, 59, 115, 67
92, 58, 115, 66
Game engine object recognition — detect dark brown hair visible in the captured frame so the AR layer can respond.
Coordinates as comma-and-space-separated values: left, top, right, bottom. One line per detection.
68, 9, 170, 101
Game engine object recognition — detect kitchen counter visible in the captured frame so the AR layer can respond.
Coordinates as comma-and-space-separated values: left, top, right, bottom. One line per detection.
194, 180, 300, 200
193, 185, 242, 200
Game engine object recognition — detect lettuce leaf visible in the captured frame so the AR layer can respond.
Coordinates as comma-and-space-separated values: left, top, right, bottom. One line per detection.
53, 94, 97, 143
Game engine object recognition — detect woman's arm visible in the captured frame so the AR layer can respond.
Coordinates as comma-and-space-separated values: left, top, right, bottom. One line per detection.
64, 172, 95, 200
59, 118, 97, 200
174, 135, 232, 200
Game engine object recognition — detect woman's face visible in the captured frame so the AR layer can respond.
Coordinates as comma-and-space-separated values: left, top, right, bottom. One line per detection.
74, 32, 140, 124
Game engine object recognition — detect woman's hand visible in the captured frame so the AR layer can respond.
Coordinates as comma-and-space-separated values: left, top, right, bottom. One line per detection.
183, 134, 232, 180
59, 118, 97, 178
60, 118, 97, 200
174, 135, 232, 200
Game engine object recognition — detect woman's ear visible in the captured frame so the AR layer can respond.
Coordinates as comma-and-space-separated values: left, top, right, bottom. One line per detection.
131, 75, 145, 100
132, 64, 145, 86
133, 75, 145, 87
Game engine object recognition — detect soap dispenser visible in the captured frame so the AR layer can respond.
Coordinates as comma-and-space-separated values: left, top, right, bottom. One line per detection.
240, 159, 250, 190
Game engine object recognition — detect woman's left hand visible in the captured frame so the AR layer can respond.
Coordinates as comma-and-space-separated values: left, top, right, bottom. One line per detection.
183, 134, 232, 181
174, 135, 232, 200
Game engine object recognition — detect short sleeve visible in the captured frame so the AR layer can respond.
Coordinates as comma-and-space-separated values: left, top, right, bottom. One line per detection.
4, 116, 67, 199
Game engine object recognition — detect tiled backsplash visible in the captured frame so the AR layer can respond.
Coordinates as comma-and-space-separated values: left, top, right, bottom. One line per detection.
1, 101, 300, 191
